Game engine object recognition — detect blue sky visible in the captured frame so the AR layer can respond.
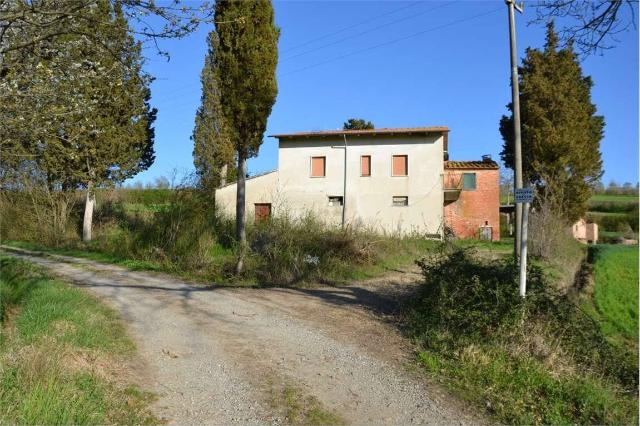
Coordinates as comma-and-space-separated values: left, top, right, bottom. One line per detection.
136, 1, 638, 186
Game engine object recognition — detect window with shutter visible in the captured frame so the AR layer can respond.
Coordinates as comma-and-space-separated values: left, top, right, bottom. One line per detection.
310, 156, 326, 177
361, 155, 371, 176
392, 155, 408, 176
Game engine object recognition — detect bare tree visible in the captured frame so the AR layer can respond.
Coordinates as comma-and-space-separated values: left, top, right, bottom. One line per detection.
0, 0, 215, 57
533, 0, 637, 55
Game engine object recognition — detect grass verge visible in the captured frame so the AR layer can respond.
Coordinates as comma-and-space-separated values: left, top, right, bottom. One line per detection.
0, 256, 157, 424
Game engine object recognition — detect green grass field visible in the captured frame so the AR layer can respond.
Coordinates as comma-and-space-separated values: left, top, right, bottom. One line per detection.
590, 194, 638, 203
0, 257, 157, 424
587, 211, 629, 217
591, 245, 639, 346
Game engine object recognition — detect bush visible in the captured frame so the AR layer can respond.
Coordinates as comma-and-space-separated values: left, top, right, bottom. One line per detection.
247, 214, 378, 286
87, 187, 232, 278
4, 185, 433, 286
410, 246, 638, 424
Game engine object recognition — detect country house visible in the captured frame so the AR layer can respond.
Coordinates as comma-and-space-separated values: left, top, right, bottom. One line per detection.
216, 127, 500, 240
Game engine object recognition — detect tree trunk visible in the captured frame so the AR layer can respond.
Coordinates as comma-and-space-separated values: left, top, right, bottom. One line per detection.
235, 155, 247, 274
82, 182, 95, 242
219, 164, 228, 188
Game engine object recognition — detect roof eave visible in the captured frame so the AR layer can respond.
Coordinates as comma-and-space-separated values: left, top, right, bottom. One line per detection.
269, 128, 450, 139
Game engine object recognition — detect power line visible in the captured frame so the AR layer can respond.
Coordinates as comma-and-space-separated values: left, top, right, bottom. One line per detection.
280, 2, 453, 63
152, 5, 504, 108
280, 1, 422, 54
280, 6, 503, 77
154, 4, 426, 101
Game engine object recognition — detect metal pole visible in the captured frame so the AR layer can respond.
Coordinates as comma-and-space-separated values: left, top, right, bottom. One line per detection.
519, 200, 529, 297
342, 134, 348, 229
506, 0, 523, 259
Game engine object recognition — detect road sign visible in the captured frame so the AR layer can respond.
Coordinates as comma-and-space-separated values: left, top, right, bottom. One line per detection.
515, 187, 534, 204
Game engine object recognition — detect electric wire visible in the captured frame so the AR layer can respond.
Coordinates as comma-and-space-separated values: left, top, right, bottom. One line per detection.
155, 5, 504, 111
281, 1, 422, 54
280, 6, 504, 77
280, 2, 453, 63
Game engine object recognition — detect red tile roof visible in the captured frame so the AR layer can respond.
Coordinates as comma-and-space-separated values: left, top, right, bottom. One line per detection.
445, 160, 499, 170
270, 126, 449, 139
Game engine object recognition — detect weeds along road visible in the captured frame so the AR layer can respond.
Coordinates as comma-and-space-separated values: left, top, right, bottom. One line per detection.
2, 246, 479, 425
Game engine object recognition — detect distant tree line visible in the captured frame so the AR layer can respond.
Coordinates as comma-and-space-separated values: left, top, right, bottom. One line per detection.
594, 180, 640, 196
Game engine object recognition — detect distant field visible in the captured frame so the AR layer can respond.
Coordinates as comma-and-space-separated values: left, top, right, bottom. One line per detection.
591, 245, 639, 346
500, 193, 638, 206
590, 194, 638, 203
587, 211, 628, 217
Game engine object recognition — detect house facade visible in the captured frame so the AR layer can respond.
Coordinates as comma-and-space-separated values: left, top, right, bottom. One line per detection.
215, 126, 500, 239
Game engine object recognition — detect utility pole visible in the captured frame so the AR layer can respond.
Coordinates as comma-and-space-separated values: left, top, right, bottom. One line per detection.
506, 0, 524, 259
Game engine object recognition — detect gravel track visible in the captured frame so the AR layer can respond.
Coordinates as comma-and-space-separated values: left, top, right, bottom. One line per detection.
2, 247, 480, 425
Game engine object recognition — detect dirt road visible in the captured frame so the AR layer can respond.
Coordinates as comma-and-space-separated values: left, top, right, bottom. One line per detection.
2, 247, 478, 425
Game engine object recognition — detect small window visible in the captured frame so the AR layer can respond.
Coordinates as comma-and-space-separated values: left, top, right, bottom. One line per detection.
361, 155, 371, 176
311, 156, 326, 177
328, 196, 343, 206
392, 155, 408, 176
392, 196, 408, 207
462, 173, 476, 190
254, 203, 271, 222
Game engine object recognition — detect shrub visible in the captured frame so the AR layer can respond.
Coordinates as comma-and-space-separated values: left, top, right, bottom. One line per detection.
411, 245, 637, 386
247, 214, 377, 286
410, 245, 638, 424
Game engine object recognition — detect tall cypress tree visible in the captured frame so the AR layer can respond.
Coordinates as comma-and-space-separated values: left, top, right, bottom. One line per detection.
214, 0, 279, 273
192, 31, 236, 191
500, 23, 604, 222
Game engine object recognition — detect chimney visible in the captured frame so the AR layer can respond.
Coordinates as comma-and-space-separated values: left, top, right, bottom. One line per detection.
482, 154, 492, 163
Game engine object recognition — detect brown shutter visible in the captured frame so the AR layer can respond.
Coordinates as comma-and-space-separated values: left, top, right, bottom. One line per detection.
392, 155, 408, 176
311, 156, 326, 177
361, 155, 371, 176
254, 203, 271, 222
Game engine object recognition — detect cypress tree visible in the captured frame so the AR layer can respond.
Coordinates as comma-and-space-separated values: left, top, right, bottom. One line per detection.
213, 0, 279, 273
500, 23, 604, 222
192, 31, 236, 192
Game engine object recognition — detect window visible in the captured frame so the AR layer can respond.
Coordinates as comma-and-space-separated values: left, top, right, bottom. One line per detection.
392, 155, 408, 176
361, 155, 371, 176
311, 156, 326, 177
254, 203, 271, 222
462, 173, 476, 190
328, 196, 343, 206
392, 196, 408, 207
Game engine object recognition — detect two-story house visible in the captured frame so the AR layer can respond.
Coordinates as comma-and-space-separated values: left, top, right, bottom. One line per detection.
215, 126, 500, 239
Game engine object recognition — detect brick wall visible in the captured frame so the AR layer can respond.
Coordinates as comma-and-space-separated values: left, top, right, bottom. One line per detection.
444, 168, 500, 241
